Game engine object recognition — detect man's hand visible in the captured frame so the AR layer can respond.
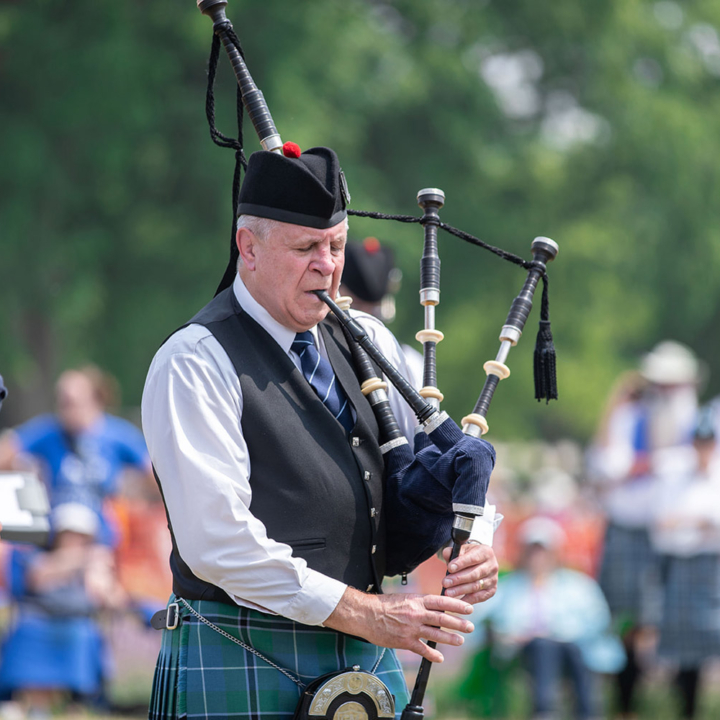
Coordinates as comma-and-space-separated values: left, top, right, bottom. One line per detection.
324, 587, 475, 663
441, 543, 498, 604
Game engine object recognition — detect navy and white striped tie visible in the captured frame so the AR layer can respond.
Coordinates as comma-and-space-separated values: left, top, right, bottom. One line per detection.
291, 331, 354, 434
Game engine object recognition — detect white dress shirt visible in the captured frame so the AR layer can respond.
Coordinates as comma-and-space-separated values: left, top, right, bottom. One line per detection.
142, 274, 421, 626
652, 458, 720, 556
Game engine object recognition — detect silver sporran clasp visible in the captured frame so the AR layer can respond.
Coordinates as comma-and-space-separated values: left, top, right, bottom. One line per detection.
295, 665, 395, 720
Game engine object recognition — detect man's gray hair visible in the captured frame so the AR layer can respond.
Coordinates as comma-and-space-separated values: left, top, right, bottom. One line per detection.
236, 215, 350, 239
235, 215, 282, 242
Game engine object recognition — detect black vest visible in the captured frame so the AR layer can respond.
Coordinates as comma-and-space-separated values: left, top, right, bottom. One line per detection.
155, 288, 387, 605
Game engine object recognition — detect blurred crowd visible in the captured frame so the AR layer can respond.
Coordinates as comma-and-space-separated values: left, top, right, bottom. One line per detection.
451, 339, 720, 720
0, 366, 171, 720
1, 243, 719, 720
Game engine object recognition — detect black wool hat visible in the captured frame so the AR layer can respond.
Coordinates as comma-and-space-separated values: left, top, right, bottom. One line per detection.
342, 238, 396, 303
237, 146, 349, 229
215, 145, 350, 296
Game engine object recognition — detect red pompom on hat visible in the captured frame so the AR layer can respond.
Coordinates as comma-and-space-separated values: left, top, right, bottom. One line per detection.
282, 141, 302, 158
363, 236, 381, 254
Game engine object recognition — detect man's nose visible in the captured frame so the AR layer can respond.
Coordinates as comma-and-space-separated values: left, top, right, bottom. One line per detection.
309, 246, 335, 275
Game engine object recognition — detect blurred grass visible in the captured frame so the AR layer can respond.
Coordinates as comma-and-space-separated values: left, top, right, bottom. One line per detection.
37, 660, 720, 719
47, 682, 720, 720
436, 669, 720, 720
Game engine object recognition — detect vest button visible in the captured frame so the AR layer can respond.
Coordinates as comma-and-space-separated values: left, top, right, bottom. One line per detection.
352, 437, 360, 447
364, 471, 371, 481
371, 545, 377, 554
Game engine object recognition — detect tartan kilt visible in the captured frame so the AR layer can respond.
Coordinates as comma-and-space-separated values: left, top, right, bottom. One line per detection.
148, 595, 409, 720
598, 523, 661, 625
658, 553, 720, 666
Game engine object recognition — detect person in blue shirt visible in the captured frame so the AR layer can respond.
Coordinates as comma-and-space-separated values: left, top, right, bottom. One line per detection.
0, 366, 152, 545
0, 502, 126, 719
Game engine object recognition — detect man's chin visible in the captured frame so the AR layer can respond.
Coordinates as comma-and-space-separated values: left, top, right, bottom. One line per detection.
295, 304, 329, 332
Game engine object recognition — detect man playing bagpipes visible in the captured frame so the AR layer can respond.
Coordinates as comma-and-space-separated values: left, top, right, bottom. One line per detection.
141, 145, 500, 720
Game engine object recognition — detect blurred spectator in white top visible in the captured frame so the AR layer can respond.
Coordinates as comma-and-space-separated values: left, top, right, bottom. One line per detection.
587, 340, 704, 717
651, 407, 720, 720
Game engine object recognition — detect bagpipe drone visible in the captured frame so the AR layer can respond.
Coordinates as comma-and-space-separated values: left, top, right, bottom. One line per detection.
196, 2, 559, 719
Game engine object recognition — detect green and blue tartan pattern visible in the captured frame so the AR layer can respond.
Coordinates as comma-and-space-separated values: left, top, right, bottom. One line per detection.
148, 595, 410, 720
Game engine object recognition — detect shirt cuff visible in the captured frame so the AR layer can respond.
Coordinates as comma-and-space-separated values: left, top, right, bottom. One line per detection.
283, 570, 348, 626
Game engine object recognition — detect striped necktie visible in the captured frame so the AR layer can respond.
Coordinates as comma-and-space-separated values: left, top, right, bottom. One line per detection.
291, 331, 354, 434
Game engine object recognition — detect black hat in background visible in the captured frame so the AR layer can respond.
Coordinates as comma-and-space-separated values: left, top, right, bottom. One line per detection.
215, 145, 350, 295
342, 238, 396, 304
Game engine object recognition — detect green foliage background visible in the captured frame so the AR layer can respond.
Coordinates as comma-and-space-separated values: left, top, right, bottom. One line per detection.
2, 0, 720, 441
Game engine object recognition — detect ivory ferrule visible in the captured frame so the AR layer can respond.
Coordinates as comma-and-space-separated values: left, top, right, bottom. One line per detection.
462, 413, 488, 437
361, 377, 388, 395
415, 329, 444, 344
484, 360, 510, 380
419, 386, 444, 402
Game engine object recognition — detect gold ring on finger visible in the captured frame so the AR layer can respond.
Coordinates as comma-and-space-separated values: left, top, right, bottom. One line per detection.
479, 578, 485, 590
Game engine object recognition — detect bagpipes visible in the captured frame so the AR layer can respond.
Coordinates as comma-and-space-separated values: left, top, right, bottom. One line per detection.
196, 2, 558, 718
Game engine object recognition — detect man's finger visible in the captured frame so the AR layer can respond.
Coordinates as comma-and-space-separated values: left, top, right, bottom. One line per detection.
444, 543, 495, 573
422, 594, 473, 615
423, 610, 474, 634
444, 567, 497, 596
410, 640, 444, 663
420, 625, 467, 647
461, 586, 497, 605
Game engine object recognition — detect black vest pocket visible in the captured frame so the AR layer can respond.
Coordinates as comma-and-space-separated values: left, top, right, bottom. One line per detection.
288, 537, 326, 552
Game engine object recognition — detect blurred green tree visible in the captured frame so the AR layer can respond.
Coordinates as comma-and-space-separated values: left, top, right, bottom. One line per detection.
2, 0, 719, 441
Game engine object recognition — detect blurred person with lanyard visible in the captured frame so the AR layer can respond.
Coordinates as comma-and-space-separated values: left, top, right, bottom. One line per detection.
0, 366, 153, 547
651, 407, 720, 720
468, 517, 624, 720
142, 145, 499, 720
0, 502, 126, 719
340, 235, 423, 385
587, 341, 702, 718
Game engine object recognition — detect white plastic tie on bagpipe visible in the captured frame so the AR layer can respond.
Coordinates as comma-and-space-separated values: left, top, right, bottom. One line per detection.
468, 502, 503, 547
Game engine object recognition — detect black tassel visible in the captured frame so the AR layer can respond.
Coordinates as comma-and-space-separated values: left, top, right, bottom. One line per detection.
533, 275, 558, 403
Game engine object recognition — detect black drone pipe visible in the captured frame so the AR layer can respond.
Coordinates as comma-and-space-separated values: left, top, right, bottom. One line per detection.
415, 188, 446, 412
334, 297, 407, 450
197, 0, 283, 153
460, 237, 559, 438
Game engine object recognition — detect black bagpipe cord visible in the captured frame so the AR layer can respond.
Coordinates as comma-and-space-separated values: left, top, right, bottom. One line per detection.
204, 30, 248, 297
347, 210, 558, 403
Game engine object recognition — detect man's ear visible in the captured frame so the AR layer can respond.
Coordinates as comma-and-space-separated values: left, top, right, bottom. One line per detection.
236, 227, 257, 271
